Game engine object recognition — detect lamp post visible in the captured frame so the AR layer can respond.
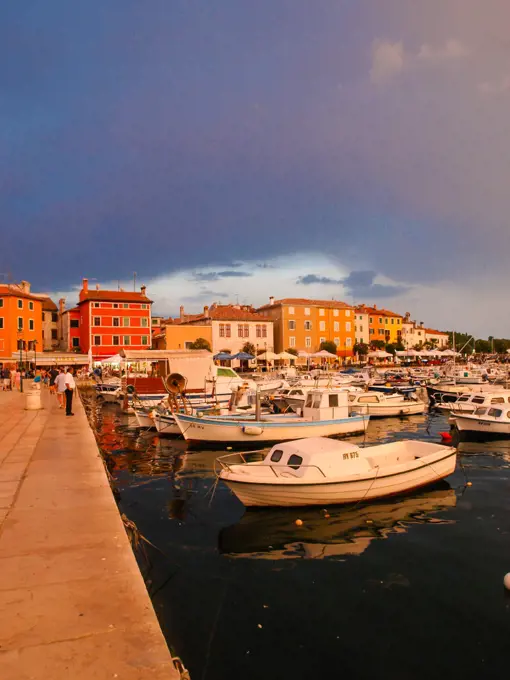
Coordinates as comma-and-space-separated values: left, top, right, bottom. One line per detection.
33, 340, 38, 373
17, 327, 24, 393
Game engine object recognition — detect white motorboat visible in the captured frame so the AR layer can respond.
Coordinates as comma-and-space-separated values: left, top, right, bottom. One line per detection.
347, 391, 426, 417
282, 385, 362, 413
452, 405, 510, 437
436, 390, 510, 414
174, 389, 369, 445
216, 436, 457, 507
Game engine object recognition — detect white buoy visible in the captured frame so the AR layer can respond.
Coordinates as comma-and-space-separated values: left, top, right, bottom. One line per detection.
504, 573, 510, 590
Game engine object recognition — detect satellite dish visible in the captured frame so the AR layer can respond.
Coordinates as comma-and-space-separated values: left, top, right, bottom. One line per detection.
165, 373, 187, 394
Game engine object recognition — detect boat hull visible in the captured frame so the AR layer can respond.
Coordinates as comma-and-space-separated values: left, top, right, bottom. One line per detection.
154, 414, 181, 436
349, 402, 425, 417
175, 414, 369, 444
222, 451, 457, 507
133, 409, 155, 429
454, 415, 510, 437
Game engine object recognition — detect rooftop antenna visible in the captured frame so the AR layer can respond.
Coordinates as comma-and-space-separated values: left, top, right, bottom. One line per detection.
133, 272, 137, 292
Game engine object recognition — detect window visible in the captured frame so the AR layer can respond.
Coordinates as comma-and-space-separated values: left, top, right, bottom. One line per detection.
319, 308, 325, 316
261, 325, 267, 338
29, 301, 34, 311
391, 318, 394, 324
142, 336, 148, 345
70, 319, 79, 328
18, 299, 23, 309
329, 394, 339, 407
29, 319, 34, 331
256, 324, 261, 338
288, 320, 296, 330
113, 304, 119, 309
18, 317, 23, 330
379, 317, 383, 324
472, 396, 485, 404
334, 337, 340, 346
93, 317, 100, 326
271, 449, 283, 462
142, 304, 148, 310
369, 328, 374, 335
319, 336, 326, 344
152, 318, 158, 325
72, 337, 80, 348
219, 324, 225, 337
225, 324, 231, 337
94, 336, 101, 345
123, 336, 130, 345
333, 309, 339, 317
304, 307, 310, 316
319, 321, 326, 331
289, 336, 296, 347
141, 317, 148, 327
238, 324, 244, 338
488, 408, 502, 418
345, 322, 351, 331
491, 398, 505, 404
0, 318, 3, 329
93, 302, 100, 308
287, 454, 303, 470
305, 336, 312, 348
345, 309, 351, 317
334, 321, 339, 332
385, 318, 388, 325
0, 299, 3, 307
243, 324, 249, 338
288, 307, 295, 315
113, 336, 119, 346
52, 312, 58, 322
304, 320, 312, 330
369, 317, 373, 323
123, 317, 129, 327
113, 317, 120, 327
346, 338, 352, 347
123, 303, 129, 309
360, 325, 363, 332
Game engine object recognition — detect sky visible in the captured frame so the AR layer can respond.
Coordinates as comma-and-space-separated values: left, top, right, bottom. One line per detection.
2, 0, 510, 336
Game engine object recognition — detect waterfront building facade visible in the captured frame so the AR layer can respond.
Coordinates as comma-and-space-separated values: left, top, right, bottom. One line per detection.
0, 282, 44, 359
153, 322, 213, 351
257, 298, 355, 357
41, 297, 59, 351
356, 305, 403, 345
354, 310, 370, 345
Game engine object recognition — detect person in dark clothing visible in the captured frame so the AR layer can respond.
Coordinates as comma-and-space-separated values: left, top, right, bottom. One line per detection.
49, 367, 59, 394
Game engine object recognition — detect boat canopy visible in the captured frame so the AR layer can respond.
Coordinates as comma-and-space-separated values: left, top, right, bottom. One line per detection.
263, 438, 370, 477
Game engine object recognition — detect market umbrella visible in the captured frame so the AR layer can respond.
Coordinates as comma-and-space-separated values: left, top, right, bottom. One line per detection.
311, 350, 337, 359
297, 351, 311, 358
367, 350, 392, 358
441, 349, 460, 356
213, 352, 233, 361
231, 352, 255, 360
257, 351, 278, 361
99, 353, 123, 364
276, 351, 297, 361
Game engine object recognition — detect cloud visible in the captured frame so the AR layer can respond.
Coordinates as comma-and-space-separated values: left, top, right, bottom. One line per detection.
370, 41, 405, 84
181, 288, 229, 303
341, 271, 408, 299
478, 76, 510, 95
191, 270, 252, 282
256, 262, 275, 269
417, 39, 468, 62
297, 274, 342, 285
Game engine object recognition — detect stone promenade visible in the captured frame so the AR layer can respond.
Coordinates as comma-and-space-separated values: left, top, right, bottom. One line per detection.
0, 388, 179, 679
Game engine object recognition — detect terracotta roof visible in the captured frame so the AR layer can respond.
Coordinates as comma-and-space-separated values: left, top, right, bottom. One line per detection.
40, 297, 58, 311
257, 298, 351, 311
78, 291, 153, 304
356, 305, 402, 318
62, 306, 80, 314
0, 284, 45, 302
423, 328, 448, 336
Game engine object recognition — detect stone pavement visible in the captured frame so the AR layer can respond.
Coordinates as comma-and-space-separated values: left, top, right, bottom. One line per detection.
0, 388, 179, 679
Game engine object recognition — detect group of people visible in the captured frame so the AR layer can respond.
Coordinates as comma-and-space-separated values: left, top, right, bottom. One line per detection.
0, 363, 76, 416
1, 365, 22, 391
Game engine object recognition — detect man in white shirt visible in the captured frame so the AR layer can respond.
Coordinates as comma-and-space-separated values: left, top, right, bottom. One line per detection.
54, 368, 67, 409
64, 367, 76, 416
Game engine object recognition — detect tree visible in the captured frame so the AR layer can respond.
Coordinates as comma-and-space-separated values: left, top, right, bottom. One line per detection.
385, 343, 397, 355
319, 340, 337, 355
353, 342, 369, 356
285, 347, 298, 356
370, 339, 386, 350
241, 342, 256, 356
189, 337, 212, 351
493, 338, 510, 354
394, 341, 405, 352
474, 339, 491, 353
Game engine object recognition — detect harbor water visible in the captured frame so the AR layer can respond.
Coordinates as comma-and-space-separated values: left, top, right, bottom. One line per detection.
84, 393, 510, 680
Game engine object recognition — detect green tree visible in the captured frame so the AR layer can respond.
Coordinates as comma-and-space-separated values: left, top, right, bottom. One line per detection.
370, 339, 386, 350
493, 338, 510, 354
385, 343, 397, 355
353, 342, 369, 356
474, 339, 491, 353
189, 337, 212, 351
285, 347, 298, 356
394, 341, 405, 352
319, 340, 337, 355
241, 342, 256, 356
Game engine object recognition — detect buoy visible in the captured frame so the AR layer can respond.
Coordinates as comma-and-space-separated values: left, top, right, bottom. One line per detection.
295, 519, 303, 527
324, 513, 330, 519
440, 431, 453, 443
467, 481, 472, 487
504, 573, 510, 590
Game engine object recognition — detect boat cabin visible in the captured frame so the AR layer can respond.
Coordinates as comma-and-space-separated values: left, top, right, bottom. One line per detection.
470, 406, 510, 421
301, 389, 350, 421
262, 438, 370, 478
453, 392, 510, 408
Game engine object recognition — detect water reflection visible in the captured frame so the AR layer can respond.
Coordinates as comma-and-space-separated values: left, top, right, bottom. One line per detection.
219, 483, 457, 560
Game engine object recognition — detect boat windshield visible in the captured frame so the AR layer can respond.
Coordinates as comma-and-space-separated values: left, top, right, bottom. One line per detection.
487, 408, 503, 418
474, 407, 487, 416
217, 368, 239, 378
471, 396, 485, 404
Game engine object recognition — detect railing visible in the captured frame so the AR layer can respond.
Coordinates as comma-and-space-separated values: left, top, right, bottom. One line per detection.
215, 451, 327, 479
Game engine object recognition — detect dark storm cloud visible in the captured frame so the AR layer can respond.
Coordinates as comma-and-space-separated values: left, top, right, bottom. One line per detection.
181, 289, 229, 303
3, 1, 510, 293
341, 271, 408, 299
192, 270, 252, 282
297, 274, 342, 285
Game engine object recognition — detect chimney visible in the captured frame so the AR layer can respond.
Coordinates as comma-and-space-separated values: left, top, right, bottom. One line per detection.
59, 298, 66, 314
269, 296, 274, 305
141, 285, 147, 296
179, 305, 184, 320
373, 304, 377, 310
20, 280, 30, 294
203, 305, 209, 318
82, 278, 88, 293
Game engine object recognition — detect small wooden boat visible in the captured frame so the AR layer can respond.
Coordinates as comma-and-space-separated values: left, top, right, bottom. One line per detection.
348, 391, 426, 417
216, 436, 456, 507
174, 390, 369, 445
452, 405, 510, 438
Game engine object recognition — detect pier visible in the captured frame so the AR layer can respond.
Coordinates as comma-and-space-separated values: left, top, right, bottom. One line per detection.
0, 389, 179, 679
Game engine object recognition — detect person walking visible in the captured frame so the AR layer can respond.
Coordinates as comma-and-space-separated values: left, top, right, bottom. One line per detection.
64, 367, 76, 416
54, 368, 66, 408
49, 366, 59, 394
2, 366, 11, 391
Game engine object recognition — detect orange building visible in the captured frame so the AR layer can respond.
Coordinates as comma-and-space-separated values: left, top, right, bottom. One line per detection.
257, 297, 355, 357
0, 281, 44, 360
356, 305, 403, 345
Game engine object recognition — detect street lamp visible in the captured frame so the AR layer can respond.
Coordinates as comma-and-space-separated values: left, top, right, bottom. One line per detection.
33, 339, 38, 373
17, 327, 24, 393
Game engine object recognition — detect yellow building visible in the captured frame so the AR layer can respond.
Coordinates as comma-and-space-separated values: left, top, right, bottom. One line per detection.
153, 323, 212, 351
257, 297, 355, 357
356, 305, 403, 345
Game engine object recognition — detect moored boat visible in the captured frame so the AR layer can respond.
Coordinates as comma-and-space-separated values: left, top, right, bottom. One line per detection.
216, 436, 457, 507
